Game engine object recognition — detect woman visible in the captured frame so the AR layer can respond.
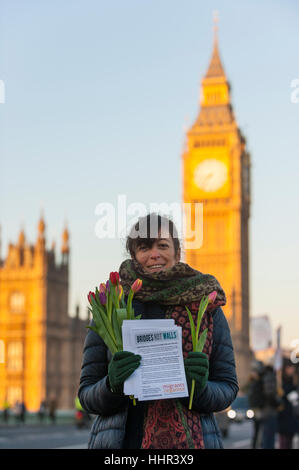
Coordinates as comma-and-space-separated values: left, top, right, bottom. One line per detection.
78, 213, 239, 449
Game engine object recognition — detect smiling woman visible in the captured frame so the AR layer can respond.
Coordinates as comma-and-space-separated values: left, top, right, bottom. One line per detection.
126, 213, 181, 273
78, 213, 239, 449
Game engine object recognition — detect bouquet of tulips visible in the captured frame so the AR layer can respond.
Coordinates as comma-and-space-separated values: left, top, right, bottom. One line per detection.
185, 290, 217, 410
87, 271, 143, 355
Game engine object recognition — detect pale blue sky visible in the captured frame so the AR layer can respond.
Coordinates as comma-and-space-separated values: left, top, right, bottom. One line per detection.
0, 0, 298, 349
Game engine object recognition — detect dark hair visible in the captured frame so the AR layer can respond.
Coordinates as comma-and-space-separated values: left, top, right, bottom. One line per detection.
126, 213, 181, 259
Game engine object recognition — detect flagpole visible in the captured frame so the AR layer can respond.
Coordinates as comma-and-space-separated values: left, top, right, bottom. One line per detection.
274, 326, 283, 397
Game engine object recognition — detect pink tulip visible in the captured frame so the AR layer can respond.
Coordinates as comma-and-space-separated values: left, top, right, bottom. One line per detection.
131, 279, 143, 293
99, 283, 106, 294
208, 291, 217, 303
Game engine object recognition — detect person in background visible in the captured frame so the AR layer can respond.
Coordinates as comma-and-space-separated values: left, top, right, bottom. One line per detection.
75, 396, 90, 429
14, 401, 22, 424
38, 400, 47, 424
78, 213, 239, 449
2, 399, 11, 424
48, 396, 57, 424
278, 360, 298, 449
260, 361, 281, 449
20, 401, 26, 423
247, 361, 265, 448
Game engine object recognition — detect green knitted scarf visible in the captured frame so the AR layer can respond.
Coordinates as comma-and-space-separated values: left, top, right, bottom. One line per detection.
119, 259, 226, 307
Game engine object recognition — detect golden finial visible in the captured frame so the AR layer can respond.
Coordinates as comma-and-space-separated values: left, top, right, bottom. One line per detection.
61, 220, 69, 254
213, 10, 219, 44
38, 208, 46, 236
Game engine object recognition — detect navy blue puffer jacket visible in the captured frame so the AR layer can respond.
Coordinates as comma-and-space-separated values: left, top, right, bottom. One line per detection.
78, 300, 239, 449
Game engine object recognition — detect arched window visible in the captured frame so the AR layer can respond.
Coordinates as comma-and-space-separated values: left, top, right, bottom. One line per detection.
7, 341, 23, 371
9, 292, 25, 313
0, 340, 5, 364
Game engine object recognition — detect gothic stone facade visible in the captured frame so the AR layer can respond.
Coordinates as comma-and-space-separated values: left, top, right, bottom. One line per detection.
0, 217, 87, 411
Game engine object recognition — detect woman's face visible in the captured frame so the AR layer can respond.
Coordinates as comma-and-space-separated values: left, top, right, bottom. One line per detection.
134, 236, 180, 274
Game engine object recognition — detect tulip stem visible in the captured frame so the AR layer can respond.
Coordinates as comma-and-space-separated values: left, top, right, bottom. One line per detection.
130, 395, 136, 406
189, 380, 195, 410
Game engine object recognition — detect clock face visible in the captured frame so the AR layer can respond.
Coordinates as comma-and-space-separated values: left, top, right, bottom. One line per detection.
194, 159, 228, 192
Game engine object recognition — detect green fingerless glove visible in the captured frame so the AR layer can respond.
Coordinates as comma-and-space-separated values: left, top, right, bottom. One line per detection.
108, 351, 141, 394
184, 351, 209, 396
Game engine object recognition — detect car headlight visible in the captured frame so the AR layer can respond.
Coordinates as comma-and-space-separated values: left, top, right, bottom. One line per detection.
246, 409, 254, 419
227, 409, 236, 419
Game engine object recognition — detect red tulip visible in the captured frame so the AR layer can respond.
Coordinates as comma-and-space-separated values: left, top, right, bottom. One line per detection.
109, 272, 120, 285
131, 279, 143, 293
208, 291, 217, 303
88, 291, 96, 303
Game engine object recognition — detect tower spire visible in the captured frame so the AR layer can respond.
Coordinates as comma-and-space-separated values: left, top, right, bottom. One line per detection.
191, 15, 234, 128
205, 11, 225, 79
35, 210, 46, 255
213, 10, 219, 44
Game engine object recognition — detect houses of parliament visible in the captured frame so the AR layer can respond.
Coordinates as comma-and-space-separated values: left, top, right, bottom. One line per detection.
0, 29, 251, 411
0, 218, 87, 411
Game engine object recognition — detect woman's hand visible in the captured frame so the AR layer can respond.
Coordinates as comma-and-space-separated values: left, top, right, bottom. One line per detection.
108, 351, 141, 394
184, 351, 209, 396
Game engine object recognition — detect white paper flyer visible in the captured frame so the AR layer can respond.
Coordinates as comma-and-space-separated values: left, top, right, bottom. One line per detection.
122, 320, 188, 401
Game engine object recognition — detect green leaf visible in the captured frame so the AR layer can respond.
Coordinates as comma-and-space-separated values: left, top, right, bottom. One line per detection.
116, 308, 127, 329
120, 295, 126, 309
134, 314, 142, 320
110, 284, 119, 309
196, 328, 208, 352
130, 306, 136, 320
195, 295, 209, 343
91, 291, 107, 317
112, 309, 123, 351
86, 324, 117, 354
186, 305, 196, 351
198, 295, 209, 322
89, 296, 117, 352
89, 303, 103, 331
107, 285, 113, 322
86, 325, 98, 333
94, 287, 100, 306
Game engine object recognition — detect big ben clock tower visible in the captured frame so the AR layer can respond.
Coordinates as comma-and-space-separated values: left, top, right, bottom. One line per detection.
182, 26, 251, 387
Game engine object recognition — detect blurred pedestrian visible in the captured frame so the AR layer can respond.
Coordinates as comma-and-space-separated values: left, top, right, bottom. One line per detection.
247, 361, 265, 448
20, 401, 26, 423
2, 400, 11, 424
278, 360, 298, 449
38, 400, 47, 424
14, 400, 22, 424
75, 396, 90, 429
48, 396, 57, 424
260, 362, 281, 449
